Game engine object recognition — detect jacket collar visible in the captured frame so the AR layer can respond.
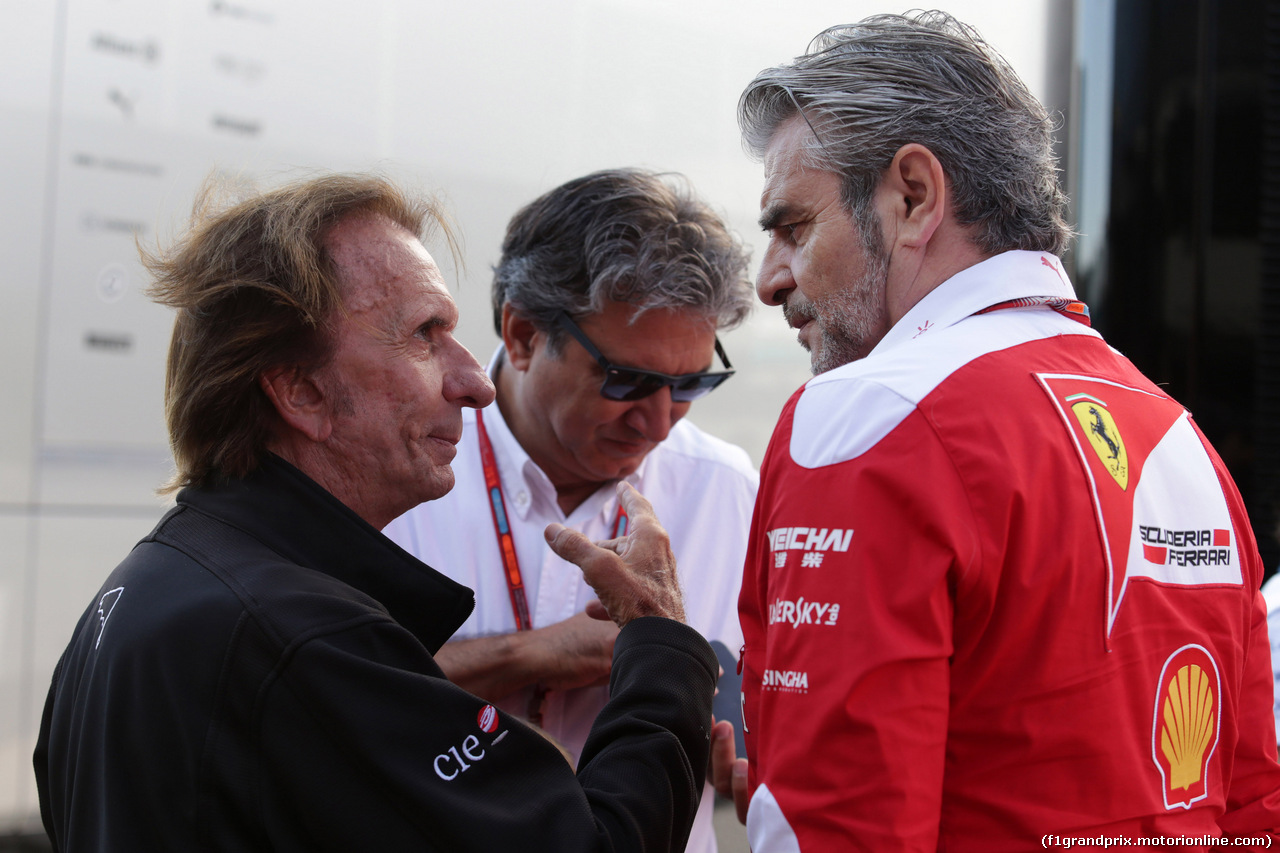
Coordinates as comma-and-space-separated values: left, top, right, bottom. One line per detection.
872, 250, 1079, 357
178, 453, 475, 653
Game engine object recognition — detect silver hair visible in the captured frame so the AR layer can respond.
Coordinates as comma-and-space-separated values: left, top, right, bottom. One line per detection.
739, 11, 1073, 256
491, 168, 753, 352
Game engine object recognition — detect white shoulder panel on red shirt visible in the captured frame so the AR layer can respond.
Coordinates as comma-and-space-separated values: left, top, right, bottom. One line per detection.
791, 251, 1100, 469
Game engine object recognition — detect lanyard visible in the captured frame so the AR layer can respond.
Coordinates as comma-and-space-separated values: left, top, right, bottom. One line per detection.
974, 296, 1091, 326
473, 407, 628, 727
475, 408, 534, 631
474, 408, 629, 632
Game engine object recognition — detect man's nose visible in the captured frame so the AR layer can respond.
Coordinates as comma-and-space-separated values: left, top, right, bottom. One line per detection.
446, 340, 496, 409
756, 243, 792, 306
623, 387, 682, 443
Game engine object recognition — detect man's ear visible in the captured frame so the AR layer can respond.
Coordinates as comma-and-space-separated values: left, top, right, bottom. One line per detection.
883, 143, 948, 249
259, 366, 333, 443
501, 304, 542, 371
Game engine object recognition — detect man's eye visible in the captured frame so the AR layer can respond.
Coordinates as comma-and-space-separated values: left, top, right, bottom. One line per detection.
417, 319, 447, 339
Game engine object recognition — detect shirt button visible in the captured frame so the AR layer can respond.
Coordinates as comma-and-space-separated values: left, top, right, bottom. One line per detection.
515, 490, 529, 508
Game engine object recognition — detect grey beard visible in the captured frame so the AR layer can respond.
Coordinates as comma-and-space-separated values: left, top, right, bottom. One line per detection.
808, 257, 890, 374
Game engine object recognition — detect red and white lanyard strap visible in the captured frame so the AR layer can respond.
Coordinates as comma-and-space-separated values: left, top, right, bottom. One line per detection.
475, 408, 533, 632
611, 503, 629, 538
473, 407, 628, 725
974, 295, 1091, 326
474, 409, 629, 630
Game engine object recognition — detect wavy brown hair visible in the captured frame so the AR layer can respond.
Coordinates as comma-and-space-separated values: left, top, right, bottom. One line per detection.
143, 173, 442, 493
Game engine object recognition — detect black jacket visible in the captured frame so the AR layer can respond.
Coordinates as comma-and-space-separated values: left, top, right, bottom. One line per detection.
34, 454, 718, 851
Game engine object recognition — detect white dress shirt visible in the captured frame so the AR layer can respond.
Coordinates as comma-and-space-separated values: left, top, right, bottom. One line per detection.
384, 348, 758, 853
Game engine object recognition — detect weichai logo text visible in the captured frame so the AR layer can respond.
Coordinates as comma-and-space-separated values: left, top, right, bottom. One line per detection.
766, 527, 853, 552
1139, 525, 1232, 567
762, 669, 809, 693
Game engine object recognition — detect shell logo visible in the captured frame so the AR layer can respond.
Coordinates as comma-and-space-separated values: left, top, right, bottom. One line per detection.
1151, 645, 1221, 809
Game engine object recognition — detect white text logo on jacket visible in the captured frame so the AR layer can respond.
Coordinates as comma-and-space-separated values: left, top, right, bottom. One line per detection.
762, 669, 810, 693
768, 597, 840, 628
434, 704, 509, 781
766, 527, 854, 569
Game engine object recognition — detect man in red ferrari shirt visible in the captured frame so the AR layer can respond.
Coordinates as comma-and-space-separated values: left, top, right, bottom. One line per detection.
720, 10, 1280, 850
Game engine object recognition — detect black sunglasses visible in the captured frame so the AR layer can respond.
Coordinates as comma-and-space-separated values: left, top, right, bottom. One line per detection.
555, 311, 735, 402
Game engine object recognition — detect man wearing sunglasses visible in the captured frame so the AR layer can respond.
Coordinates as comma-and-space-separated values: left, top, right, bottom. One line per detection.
385, 168, 757, 853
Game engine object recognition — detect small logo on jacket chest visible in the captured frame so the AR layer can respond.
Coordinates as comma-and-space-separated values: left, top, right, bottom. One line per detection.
434, 704, 510, 781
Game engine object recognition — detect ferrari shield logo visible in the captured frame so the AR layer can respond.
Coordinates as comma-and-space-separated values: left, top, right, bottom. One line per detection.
1039, 373, 1235, 640
1069, 396, 1128, 490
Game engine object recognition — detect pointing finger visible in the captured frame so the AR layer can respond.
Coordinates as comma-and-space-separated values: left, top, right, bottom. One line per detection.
544, 523, 595, 563
546, 522, 625, 593
615, 481, 658, 527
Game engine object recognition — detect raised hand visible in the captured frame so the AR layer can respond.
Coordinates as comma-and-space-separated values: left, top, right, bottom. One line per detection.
544, 482, 686, 626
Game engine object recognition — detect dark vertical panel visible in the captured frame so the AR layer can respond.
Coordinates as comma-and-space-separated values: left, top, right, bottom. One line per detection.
1097, 0, 1272, 569
1198, 0, 1263, 568
1195, 0, 1264, 567
1102, 1, 1198, 393
1257, 0, 1280, 571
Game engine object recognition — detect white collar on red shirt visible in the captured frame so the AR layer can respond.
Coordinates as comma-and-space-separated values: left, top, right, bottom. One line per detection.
872, 250, 1080, 357
788, 251, 1098, 468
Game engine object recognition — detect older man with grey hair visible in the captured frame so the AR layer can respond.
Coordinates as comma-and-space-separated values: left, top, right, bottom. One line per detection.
386, 167, 757, 853
724, 11, 1280, 850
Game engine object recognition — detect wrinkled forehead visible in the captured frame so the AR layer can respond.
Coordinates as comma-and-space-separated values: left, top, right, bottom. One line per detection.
761, 116, 831, 189
328, 214, 445, 311
762, 115, 809, 169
